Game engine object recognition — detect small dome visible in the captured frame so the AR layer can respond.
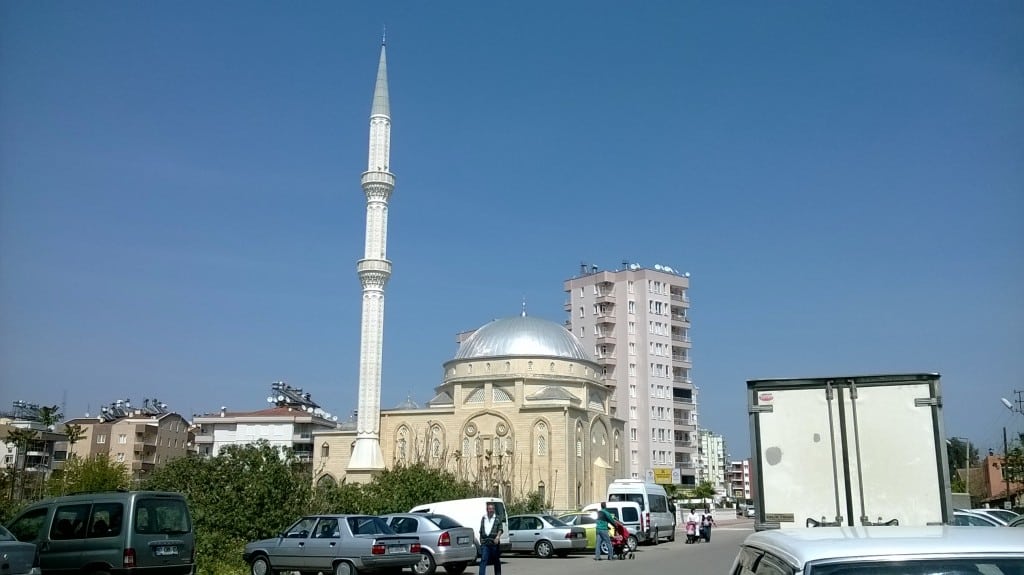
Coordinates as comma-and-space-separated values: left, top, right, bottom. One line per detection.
395, 396, 420, 410
454, 315, 593, 362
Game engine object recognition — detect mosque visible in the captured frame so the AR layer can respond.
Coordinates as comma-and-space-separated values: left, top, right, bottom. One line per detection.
313, 313, 627, 510
313, 39, 625, 509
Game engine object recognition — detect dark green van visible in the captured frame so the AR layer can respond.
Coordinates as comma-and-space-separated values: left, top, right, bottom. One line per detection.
6, 490, 194, 574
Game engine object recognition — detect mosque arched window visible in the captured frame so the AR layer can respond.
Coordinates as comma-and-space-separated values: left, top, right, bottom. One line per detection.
321, 442, 330, 459
537, 435, 547, 456
398, 438, 407, 461
463, 437, 471, 457
431, 438, 441, 459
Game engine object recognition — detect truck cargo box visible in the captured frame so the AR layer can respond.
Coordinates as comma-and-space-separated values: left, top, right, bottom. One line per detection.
748, 373, 952, 530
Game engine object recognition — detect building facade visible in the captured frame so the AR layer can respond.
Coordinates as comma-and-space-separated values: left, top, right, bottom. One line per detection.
193, 382, 338, 464
727, 459, 753, 504
698, 428, 726, 492
563, 263, 696, 486
315, 315, 627, 511
64, 399, 190, 482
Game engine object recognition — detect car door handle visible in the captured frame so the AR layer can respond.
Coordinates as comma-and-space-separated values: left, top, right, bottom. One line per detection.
330, 542, 336, 547
299, 542, 305, 547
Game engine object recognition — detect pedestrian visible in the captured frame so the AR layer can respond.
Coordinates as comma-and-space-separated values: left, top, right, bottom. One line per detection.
700, 512, 716, 543
685, 508, 700, 544
594, 502, 615, 561
479, 502, 504, 575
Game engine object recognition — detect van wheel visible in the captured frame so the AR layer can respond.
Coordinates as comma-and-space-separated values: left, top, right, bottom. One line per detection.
668, 529, 675, 542
535, 539, 554, 558
250, 555, 272, 575
413, 550, 436, 575
651, 530, 660, 545
626, 535, 638, 552
334, 561, 354, 575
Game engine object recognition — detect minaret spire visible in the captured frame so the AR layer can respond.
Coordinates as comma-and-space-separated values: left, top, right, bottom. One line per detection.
348, 39, 395, 481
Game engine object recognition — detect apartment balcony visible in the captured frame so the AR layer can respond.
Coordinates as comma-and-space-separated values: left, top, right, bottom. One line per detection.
671, 355, 691, 364
596, 333, 617, 345
564, 300, 572, 312
675, 461, 696, 470
594, 354, 617, 366
133, 444, 156, 454
292, 433, 313, 444
670, 335, 691, 343
670, 314, 689, 325
596, 312, 616, 325
670, 293, 689, 303
674, 419, 697, 432
131, 461, 157, 472
674, 440, 696, 449
672, 395, 694, 404
672, 376, 692, 385
595, 293, 616, 304
193, 434, 214, 444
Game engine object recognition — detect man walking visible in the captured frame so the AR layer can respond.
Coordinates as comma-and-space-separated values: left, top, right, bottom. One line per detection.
594, 502, 615, 561
479, 502, 504, 575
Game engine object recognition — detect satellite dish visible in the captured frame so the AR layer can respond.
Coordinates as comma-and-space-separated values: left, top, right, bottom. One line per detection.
684, 272, 690, 278
654, 264, 663, 270
277, 395, 285, 402
267, 396, 274, 403
332, 416, 338, 422
665, 266, 674, 273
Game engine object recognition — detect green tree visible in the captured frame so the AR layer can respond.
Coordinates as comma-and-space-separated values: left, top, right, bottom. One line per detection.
357, 463, 482, 515
51, 454, 129, 495
690, 481, 717, 510
37, 405, 62, 430
506, 491, 546, 515
64, 424, 85, 457
5, 428, 39, 500
144, 441, 314, 575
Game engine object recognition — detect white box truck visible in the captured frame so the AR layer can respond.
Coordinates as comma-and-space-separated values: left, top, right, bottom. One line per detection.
747, 373, 953, 530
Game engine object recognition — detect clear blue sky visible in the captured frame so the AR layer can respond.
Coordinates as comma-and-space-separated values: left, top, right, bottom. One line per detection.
2, 1, 1022, 459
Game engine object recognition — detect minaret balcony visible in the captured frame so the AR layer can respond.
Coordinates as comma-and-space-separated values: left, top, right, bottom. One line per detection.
361, 171, 395, 187
357, 259, 393, 276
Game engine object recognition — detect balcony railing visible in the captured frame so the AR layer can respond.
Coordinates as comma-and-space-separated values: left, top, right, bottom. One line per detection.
670, 294, 689, 302
674, 418, 696, 428
672, 396, 694, 404
671, 355, 691, 363
672, 376, 692, 384
670, 314, 689, 323
670, 335, 691, 343
674, 440, 696, 449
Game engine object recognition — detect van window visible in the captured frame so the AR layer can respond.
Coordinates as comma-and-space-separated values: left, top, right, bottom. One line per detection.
51, 504, 90, 540
650, 495, 668, 513
88, 503, 123, 538
619, 507, 639, 522
610, 493, 646, 510
493, 502, 507, 519
8, 508, 48, 543
134, 498, 191, 535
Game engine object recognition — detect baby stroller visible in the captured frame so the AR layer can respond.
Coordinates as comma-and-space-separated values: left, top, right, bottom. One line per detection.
685, 520, 699, 544
610, 521, 636, 560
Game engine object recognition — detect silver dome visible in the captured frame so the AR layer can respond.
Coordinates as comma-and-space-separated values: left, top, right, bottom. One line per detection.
454, 316, 593, 362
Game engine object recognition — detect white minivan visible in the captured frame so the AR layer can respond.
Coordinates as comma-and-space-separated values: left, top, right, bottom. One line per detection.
606, 480, 675, 544
409, 497, 510, 553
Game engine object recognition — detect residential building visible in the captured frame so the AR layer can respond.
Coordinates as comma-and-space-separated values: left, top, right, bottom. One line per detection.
315, 314, 626, 510
563, 262, 696, 486
63, 398, 190, 481
193, 382, 338, 464
727, 459, 753, 504
0, 400, 65, 488
698, 428, 727, 493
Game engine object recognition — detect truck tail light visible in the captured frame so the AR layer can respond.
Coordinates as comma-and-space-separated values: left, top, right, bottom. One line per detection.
124, 548, 136, 568
438, 531, 451, 547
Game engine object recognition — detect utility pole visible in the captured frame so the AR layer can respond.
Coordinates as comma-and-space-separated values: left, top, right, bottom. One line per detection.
1005, 427, 1012, 509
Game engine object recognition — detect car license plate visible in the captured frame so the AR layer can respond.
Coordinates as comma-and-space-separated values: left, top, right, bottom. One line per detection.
389, 544, 408, 553
154, 545, 179, 556
457, 536, 470, 545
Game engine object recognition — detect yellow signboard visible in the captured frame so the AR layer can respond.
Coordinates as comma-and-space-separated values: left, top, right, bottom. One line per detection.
653, 468, 673, 484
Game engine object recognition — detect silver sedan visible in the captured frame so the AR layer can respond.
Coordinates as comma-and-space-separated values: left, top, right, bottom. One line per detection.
243, 515, 421, 575
506, 515, 586, 558
382, 513, 477, 575
0, 525, 37, 575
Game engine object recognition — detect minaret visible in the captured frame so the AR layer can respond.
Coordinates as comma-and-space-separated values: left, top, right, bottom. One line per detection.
347, 37, 393, 480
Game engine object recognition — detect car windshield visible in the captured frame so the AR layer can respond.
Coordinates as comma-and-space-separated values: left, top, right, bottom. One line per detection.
609, 493, 645, 510
543, 515, 568, 527
980, 509, 1019, 522
810, 558, 1024, 575
425, 514, 463, 529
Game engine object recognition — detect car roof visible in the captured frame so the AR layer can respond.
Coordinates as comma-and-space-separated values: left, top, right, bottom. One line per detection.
742, 527, 1024, 567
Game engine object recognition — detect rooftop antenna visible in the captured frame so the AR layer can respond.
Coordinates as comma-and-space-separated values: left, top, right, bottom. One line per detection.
521, 297, 527, 317
382, 24, 387, 46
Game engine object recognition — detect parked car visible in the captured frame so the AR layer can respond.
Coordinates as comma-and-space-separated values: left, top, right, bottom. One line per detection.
970, 508, 1020, 525
408, 497, 510, 552
505, 515, 586, 558
730, 526, 1024, 574
1009, 515, 1024, 528
5, 490, 194, 575
382, 513, 476, 575
557, 511, 616, 552
0, 524, 38, 575
577, 503, 642, 551
243, 515, 421, 575
953, 510, 1002, 527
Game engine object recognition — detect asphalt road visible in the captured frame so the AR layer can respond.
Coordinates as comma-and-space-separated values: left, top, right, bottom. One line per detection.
481, 519, 753, 575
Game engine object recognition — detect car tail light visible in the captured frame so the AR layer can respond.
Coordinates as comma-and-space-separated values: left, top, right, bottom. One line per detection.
411, 543, 421, 553
438, 531, 451, 547
372, 544, 386, 555
644, 512, 650, 532
564, 532, 575, 539
124, 548, 136, 568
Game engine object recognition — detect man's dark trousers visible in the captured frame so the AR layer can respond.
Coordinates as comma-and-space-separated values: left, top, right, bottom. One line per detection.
479, 543, 501, 575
